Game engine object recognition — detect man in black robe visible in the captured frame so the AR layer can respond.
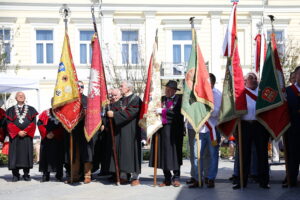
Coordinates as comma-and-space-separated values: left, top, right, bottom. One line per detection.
6, 92, 38, 182
149, 80, 184, 187
93, 89, 121, 176
107, 81, 142, 186
284, 66, 300, 187
38, 108, 64, 182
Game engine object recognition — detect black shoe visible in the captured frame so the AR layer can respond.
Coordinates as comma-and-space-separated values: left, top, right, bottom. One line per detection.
232, 183, 247, 190
55, 173, 63, 182
230, 176, 238, 184
204, 177, 209, 185
41, 174, 50, 182
207, 179, 215, 188
250, 175, 259, 183
186, 178, 196, 184
232, 184, 241, 190
260, 184, 270, 189
188, 182, 199, 188
12, 175, 20, 182
282, 182, 288, 188
282, 180, 297, 188
98, 171, 110, 176
23, 175, 31, 181
229, 175, 237, 181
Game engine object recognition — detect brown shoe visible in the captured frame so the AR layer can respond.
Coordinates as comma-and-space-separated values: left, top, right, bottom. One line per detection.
84, 177, 91, 184
159, 181, 171, 187
131, 179, 140, 186
120, 178, 129, 185
172, 180, 181, 187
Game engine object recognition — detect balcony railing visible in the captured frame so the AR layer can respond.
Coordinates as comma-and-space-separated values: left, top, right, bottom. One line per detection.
160, 62, 187, 79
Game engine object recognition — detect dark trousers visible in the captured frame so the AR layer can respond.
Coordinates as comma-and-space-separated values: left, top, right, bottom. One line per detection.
236, 120, 270, 186
285, 127, 300, 185
12, 168, 30, 177
163, 169, 180, 182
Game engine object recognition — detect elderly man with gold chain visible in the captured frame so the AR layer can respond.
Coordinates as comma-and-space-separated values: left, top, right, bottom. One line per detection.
6, 92, 38, 182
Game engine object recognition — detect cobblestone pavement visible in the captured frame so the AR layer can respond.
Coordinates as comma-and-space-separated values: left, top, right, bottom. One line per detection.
0, 159, 299, 200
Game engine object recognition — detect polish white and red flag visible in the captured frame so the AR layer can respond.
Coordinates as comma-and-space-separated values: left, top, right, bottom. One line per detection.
222, 2, 237, 57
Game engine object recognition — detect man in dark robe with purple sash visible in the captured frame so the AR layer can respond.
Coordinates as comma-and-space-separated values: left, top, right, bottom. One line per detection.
6, 92, 38, 181
149, 80, 184, 187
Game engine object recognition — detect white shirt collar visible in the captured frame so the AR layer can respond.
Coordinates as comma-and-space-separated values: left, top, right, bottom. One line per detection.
245, 86, 258, 94
295, 83, 300, 91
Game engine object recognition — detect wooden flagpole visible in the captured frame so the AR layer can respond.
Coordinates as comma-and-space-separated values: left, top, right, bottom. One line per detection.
60, 4, 73, 184
90, 4, 120, 185
238, 119, 244, 188
196, 133, 202, 187
70, 133, 73, 184
153, 133, 159, 186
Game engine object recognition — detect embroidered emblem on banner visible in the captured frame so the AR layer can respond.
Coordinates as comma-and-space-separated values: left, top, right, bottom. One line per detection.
262, 87, 278, 103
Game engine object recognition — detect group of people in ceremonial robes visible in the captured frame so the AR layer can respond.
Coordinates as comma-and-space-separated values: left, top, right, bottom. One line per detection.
2, 68, 300, 191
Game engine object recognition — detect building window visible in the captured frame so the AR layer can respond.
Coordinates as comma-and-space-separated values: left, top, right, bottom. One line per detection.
80, 30, 94, 64
172, 30, 192, 75
267, 30, 284, 58
36, 30, 53, 64
121, 30, 139, 65
0, 28, 11, 64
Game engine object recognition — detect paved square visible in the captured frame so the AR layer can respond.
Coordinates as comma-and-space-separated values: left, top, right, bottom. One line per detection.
0, 159, 299, 200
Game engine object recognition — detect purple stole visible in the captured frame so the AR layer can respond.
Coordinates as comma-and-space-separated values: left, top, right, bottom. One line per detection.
162, 99, 174, 125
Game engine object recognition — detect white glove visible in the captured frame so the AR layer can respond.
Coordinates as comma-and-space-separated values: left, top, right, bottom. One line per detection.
156, 108, 163, 114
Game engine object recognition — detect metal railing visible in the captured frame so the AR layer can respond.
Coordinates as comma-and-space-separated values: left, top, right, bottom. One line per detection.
160, 62, 187, 79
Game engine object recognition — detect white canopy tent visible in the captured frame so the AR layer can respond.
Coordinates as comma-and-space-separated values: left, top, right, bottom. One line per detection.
0, 73, 40, 111
0, 73, 39, 93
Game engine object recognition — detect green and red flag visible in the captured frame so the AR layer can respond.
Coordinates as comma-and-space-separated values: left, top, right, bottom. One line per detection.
218, 2, 247, 137
84, 34, 109, 142
181, 27, 214, 133
256, 33, 290, 139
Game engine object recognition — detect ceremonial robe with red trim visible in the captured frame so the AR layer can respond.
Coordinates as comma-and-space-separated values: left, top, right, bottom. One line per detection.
6, 105, 38, 170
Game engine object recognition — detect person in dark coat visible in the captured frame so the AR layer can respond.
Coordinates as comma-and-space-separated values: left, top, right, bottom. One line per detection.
107, 81, 142, 186
284, 66, 300, 187
64, 80, 96, 184
6, 92, 38, 182
93, 89, 122, 176
0, 108, 6, 143
38, 108, 64, 182
149, 80, 184, 187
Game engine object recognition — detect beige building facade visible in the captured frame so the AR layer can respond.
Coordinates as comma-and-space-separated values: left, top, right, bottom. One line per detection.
0, 0, 300, 111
